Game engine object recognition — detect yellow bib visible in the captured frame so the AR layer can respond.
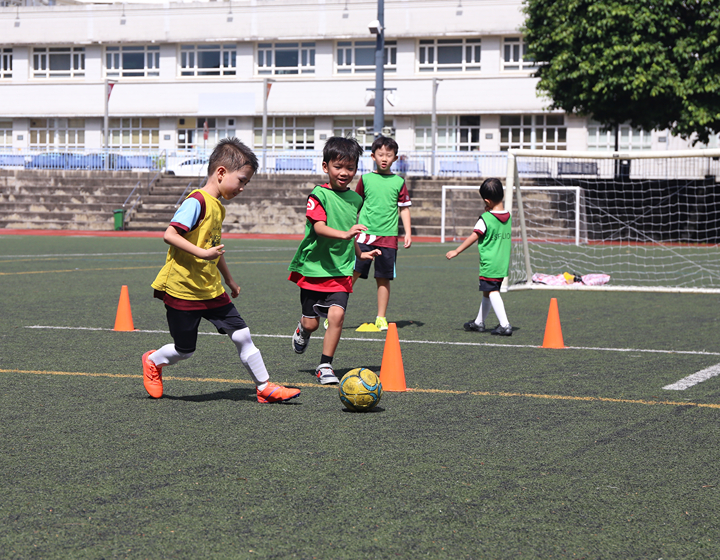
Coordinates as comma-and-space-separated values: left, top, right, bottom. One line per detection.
151, 190, 226, 301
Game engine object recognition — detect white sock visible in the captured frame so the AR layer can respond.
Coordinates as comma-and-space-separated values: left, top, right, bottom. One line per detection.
150, 343, 194, 367
231, 328, 270, 387
475, 296, 491, 325
489, 291, 510, 328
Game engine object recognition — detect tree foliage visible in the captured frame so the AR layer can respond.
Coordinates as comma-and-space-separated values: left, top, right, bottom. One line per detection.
523, 0, 720, 143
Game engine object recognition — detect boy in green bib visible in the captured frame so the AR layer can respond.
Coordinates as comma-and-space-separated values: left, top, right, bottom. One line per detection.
352, 136, 412, 331
445, 178, 513, 336
142, 138, 301, 403
289, 137, 380, 385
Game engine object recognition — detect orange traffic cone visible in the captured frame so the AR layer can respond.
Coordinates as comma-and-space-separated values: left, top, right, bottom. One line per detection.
541, 297, 564, 348
379, 322, 407, 392
113, 285, 135, 331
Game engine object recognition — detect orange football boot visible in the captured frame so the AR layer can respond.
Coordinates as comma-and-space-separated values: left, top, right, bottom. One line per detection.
142, 350, 163, 398
257, 382, 301, 403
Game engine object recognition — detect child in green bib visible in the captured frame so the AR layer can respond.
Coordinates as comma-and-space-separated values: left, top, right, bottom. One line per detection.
446, 178, 513, 336
289, 137, 381, 385
352, 136, 412, 331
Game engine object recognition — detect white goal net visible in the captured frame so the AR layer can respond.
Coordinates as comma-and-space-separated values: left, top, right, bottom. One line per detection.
440, 149, 720, 293
507, 149, 720, 292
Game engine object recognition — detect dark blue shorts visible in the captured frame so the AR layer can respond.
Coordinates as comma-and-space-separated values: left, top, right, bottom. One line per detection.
354, 243, 397, 280
166, 303, 247, 354
478, 278, 503, 292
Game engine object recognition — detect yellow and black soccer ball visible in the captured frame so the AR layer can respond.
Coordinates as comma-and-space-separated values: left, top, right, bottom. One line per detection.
338, 368, 382, 412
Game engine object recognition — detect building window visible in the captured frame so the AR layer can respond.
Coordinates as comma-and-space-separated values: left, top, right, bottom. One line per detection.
502, 37, 533, 71
0, 120, 12, 147
500, 115, 566, 150
29, 118, 85, 149
253, 117, 314, 149
418, 38, 481, 72
177, 117, 236, 150
414, 115, 481, 151
336, 40, 397, 74
179, 45, 236, 77
587, 120, 652, 151
257, 43, 315, 75
1, 48, 11, 79
106, 46, 160, 78
32, 47, 85, 79
108, 118, 159, 149
333, 117, 395, 150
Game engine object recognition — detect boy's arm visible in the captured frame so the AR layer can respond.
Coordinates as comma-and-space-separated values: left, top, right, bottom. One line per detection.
399, 206, 412, 249
217, 254, 240, 298
313, 221, 368, 241
355, 239, 382, 261
445, 231, 480, 260
163, 225, 226, 261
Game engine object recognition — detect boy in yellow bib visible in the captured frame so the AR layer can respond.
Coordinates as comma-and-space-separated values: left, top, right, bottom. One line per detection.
142, 138, 301, 403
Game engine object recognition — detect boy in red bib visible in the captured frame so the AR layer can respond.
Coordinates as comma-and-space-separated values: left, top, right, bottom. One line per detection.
142, 138, 301, 403
289, 137, 380, 384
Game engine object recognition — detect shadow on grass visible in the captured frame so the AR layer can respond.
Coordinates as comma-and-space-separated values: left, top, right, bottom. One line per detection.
456, 325, 520, 334
161, 387, 301, 404
341, 406, 385, 414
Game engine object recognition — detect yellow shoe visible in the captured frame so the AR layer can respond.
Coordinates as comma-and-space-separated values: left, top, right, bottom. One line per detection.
375, 316, 389, 331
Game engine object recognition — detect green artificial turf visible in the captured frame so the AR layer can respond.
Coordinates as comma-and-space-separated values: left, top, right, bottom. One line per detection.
2, 235, 720, 559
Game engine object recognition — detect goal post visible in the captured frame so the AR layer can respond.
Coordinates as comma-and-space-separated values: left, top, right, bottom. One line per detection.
506, 148, 720, 293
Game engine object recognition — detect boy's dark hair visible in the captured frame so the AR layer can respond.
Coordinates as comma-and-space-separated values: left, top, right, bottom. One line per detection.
480, 177, 504, 203
323, 136, 363, 165
207, 137, 259, 176
371, 135, 399, 155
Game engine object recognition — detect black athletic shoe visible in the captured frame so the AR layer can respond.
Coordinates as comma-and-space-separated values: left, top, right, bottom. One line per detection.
490, 324, 513, 336
463, 321, 485, 332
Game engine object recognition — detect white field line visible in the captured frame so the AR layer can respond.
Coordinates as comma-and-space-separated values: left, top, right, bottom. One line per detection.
24, 325, 720, 357
663, 364, 720, 390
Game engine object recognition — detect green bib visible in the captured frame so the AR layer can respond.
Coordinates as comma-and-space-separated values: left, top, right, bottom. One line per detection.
357, 172, 406, 237
289, 186, 363, 278
478, 212, 512, 279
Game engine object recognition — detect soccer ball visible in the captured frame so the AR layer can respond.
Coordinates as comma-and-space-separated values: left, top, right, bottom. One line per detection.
338, 368, 382, 412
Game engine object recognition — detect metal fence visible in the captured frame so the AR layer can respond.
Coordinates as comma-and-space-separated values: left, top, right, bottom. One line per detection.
0, 149, 507, 178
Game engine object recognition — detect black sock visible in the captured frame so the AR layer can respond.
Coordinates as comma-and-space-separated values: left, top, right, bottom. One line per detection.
321, 354, 334, 365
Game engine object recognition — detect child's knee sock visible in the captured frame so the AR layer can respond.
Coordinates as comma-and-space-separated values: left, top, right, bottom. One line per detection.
475, 296, 491, 325
150, 343, 194, 367
231, 328, 270, 388
489, 291, 510, 327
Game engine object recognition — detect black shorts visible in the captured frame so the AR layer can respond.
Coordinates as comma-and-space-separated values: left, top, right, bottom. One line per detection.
166, 303, 248, 354
354, 243, 397, 280
300, 288, 350, 319
478, 278, 503, 292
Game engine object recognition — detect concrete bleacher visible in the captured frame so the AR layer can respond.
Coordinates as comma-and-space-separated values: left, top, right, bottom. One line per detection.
0, 169, 553, 238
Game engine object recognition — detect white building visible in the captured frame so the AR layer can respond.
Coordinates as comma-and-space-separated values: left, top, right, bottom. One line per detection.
0, 0, 707, 169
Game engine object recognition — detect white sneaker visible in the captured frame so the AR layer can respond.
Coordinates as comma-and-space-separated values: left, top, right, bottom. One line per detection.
292, 322, 310, 354
315, 363, 339, 385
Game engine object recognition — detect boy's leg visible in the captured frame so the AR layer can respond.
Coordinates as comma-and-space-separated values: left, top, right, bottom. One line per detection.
322, 304, 345, 359
372, 247, 396, 330
143, 306, 200, 398
465, 295, 491, 332
488, 290, 512, 335
230, 327, 300, 403
293, 289, 321, 354
315, 304, 345, 385
207, 304, 300, 403
376, 278, 391, 319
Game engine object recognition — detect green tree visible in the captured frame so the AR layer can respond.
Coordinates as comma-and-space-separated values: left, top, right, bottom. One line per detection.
523, 0, 720, 144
